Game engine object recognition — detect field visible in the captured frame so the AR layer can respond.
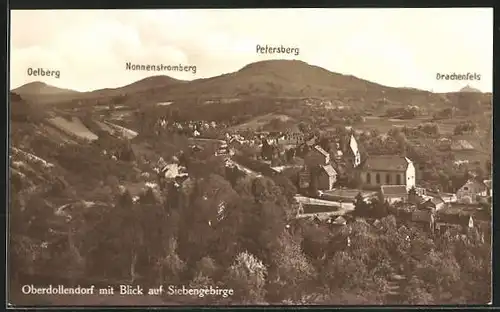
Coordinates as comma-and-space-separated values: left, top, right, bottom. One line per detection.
353, 116, 425, 133
230, 113, 296, 131
94, 120, 115, 134
359, 115, 489, 136
41, 123, 82, 144
103, 121, 138, 140
47, 117, 98, 142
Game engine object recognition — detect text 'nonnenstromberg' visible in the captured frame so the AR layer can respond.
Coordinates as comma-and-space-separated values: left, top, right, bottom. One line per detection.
126, 62, 197, 74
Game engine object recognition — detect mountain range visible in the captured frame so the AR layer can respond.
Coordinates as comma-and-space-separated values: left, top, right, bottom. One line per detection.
11, 60, 488, 107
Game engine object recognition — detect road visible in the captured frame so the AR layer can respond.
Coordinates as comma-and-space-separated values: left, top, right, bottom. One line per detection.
294, 194, 355, 215
188, 137, 225, 145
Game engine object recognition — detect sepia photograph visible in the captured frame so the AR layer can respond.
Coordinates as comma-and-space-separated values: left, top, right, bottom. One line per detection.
8, 8, 493, 306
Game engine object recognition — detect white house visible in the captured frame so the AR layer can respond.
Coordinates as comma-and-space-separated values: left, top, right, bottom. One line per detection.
360, 155, 416, 191
380, 185, 408, 204
456, 179, 488, 204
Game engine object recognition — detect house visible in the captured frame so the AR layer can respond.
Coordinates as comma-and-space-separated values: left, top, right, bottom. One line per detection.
346, 135, 361, 168
439, 192, 458, 203
331, 216, 347, 226
436, 137, 452, 151
305, 145, 330, 167
317, 164, 337, 191
450, 139, 474, 151
281, 130, 305, 146
380, 185, 408, 204
483, 179, 492, 197
435, 213, 474, 234
331, 142, 344, 161
261, 140, 281, 160
190, 144, 204, 153
298, 168, 312, 190
305, 136, 317, 147
299, 164, 337, 192
420, 197, 446, 211
296, 202, 342, 220
215, 143, 230, 157
411, 210, 435, 232
359, 155, 416, 190
456, 179, 488, 204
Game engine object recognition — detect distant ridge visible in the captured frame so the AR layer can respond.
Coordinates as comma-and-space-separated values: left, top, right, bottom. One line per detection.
93, 75, 184, 95
12, 81, 79, 96
459, 85, 482, 93
9, 60, 492, 108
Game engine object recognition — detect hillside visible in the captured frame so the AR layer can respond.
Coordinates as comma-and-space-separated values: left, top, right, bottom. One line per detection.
12, 76, 185, 106
12, 81, 78, 96
459, 85, 482, 93
11, 60, 492, 114
85, 60, 492, 112
173, 60, 391, 97
91, 75, 185, 97
10, 92, 47, 122
126, 60, 407, 104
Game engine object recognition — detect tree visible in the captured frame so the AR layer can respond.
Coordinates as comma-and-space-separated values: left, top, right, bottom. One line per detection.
401, 277, 435, 304
267, 231, 316, 303
223, 251, 267, 304
323, 250, 369, 291
408, 186, 417, 196
154, 238, 186, 285
194, 256, 218, 280
354, 192, 369, 217
301, 223, 331, 261
308, 172, 318, 196
453, 120, 477, 135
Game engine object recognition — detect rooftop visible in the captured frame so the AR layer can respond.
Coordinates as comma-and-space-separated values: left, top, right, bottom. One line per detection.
314, 145, 330, 157
381, 185, 408, 196
363, 155, 411, 172
411, 210, 433, 223
429, 197, 445, 205
331, 216, 347, 225
451, 139, 475, 150
460, 179, 488, 192
436, 213, 469, 225
301, 203, 340, 214
484, 180, 492, 189
321, 164, 337, 177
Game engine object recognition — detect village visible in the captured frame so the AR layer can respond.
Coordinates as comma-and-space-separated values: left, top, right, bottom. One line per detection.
128, 116, 492, 244
8, 6, 493, 306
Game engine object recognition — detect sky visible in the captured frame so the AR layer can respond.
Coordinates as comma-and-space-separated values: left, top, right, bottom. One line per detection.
10, 8, 493, 93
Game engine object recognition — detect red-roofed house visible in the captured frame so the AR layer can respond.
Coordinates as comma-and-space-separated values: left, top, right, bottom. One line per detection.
360, 155, 416, 190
